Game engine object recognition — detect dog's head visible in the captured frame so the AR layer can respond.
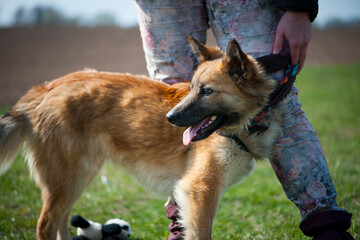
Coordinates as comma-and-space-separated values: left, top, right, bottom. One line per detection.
166, 36, 276, 145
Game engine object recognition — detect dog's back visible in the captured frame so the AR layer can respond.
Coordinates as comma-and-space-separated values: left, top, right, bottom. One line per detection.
0, 70, 190, 184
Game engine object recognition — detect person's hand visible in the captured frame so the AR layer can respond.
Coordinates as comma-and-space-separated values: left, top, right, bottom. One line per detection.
273, 11, 312, 73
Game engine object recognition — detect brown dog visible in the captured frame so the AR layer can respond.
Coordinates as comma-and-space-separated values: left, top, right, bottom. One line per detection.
0, 37, 281, 240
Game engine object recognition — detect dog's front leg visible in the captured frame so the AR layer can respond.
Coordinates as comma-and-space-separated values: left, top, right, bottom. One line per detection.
174, 156, 224, 240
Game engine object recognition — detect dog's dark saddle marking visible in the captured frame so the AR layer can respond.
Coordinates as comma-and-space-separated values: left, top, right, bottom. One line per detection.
229, 53, 297, 153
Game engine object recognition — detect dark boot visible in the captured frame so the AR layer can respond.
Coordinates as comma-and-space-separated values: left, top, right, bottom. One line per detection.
165, 200, 184, 240
300, 209, 354, 240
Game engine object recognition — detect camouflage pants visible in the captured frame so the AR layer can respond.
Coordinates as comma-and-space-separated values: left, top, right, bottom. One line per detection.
135, 0, 341, 218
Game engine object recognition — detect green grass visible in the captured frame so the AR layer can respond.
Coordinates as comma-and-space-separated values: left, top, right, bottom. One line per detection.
0, 63, 359, 239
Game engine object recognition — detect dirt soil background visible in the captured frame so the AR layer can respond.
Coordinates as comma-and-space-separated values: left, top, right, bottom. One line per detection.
0, 26, 359, 106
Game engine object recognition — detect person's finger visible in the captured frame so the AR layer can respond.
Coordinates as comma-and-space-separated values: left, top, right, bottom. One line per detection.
289, 41, 300, 67
273, 29, 284, 54
298, 45, 308, 73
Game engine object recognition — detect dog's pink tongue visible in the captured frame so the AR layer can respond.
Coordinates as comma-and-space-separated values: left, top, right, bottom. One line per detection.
183, 118, 209, 146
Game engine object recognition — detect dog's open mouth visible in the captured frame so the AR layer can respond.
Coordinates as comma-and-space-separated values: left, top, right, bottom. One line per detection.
183, 116, 224, 145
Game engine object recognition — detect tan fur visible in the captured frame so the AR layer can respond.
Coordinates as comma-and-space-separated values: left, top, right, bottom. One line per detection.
0, 38, 281, 240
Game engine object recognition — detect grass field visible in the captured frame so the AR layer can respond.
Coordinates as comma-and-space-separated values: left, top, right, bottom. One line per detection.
0, 63, 359, 239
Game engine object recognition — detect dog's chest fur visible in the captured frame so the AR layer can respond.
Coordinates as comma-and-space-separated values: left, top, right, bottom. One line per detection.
214, 137, 255, 188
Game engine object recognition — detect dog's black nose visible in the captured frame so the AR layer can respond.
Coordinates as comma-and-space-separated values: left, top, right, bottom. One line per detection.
166, 111, 177, 125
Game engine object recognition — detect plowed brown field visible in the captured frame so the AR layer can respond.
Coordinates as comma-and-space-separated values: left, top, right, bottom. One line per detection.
1, 26, 359, 106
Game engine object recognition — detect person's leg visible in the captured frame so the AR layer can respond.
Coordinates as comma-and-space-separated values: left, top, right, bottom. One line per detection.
273, 93, 353, 239
270, 93, 339, 216
206, 0, 352, 238
135, 1, 209, 239
135, 0, 209, 84
206, 0, 284, 57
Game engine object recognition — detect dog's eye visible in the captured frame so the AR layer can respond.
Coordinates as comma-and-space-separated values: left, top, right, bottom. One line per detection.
202, 88, 213, 96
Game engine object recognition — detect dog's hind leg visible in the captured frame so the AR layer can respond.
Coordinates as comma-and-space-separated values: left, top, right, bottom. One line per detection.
37, 190, 71, 240
37, 168, 103, 240
57, 208, 73, 240
33, 153, 105, 240
174, 155, 225, 240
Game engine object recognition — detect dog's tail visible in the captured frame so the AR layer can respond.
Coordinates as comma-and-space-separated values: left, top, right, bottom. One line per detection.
0, 110, 28, 174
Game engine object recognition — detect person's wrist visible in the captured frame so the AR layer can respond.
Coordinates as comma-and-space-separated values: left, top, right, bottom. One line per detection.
285, 10, 311, 22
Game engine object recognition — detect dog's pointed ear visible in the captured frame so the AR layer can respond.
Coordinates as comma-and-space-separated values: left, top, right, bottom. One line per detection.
188, 36, 210, 63
225, 39, 248, 77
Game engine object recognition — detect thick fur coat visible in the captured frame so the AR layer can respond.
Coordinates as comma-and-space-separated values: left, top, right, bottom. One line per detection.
0, 37, 281, 240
